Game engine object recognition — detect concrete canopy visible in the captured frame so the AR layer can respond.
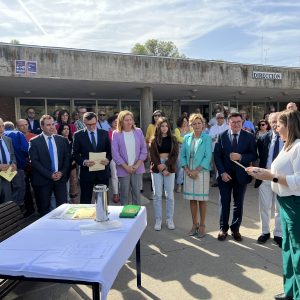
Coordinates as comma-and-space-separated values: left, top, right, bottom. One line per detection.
0, 43, 300, 102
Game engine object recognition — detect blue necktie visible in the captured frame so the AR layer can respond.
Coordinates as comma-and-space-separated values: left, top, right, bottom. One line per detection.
272, 135, 280, 161
0, 139, 7, 164
91, 131, 97, 151
48, 137, 56, 172
231, 134, 238, 152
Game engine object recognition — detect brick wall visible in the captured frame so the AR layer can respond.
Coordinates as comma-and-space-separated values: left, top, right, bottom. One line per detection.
0, 97, 16, 122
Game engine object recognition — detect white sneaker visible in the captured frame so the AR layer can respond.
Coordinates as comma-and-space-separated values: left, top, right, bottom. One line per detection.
166, 219, 175, 230
154, 219, 162, 231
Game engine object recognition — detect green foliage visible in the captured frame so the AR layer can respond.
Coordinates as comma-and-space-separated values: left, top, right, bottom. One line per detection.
10, 39, 20, 44
131, 39, 185, 58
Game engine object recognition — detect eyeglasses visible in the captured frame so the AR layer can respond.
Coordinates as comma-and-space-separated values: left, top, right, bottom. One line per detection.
98, 114, 106, 116
217, 117, 224, 119
259, 123, 266, 126
154, 114, 161, 117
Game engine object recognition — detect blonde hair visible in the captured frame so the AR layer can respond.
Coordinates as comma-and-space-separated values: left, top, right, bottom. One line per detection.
278, 109, 300, 151
116, 110, 136, 132
189, 113, 205, 126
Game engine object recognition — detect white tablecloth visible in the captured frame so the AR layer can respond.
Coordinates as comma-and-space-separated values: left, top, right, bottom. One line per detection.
0, 204, 147, 300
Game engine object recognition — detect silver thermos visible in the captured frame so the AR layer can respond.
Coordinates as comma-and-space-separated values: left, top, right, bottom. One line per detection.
93, 184, 109, 222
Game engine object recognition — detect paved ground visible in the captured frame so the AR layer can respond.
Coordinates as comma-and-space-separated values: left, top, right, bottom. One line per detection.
3, 179, 283, 300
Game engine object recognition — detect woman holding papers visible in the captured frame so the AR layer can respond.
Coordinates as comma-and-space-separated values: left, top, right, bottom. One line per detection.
246, 110, 300, 300
149, 117, 178, 231
112, 110, 147, 205
180, 113, 212, 238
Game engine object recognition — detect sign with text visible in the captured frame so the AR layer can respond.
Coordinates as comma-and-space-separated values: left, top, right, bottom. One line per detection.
26, 61, 37, 74
15, 60, 26, 74
253, 71, 282, 80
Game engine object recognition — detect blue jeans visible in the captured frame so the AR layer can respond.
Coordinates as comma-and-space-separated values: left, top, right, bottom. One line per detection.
176, 146, 184, 185
151, 160, 175, 221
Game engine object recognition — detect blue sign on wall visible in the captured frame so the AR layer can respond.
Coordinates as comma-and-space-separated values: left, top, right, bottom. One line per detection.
15, 60, 26, 74
27, 61, 37, 73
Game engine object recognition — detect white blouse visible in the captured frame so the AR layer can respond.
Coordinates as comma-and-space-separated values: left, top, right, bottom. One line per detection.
271, 139, 300, 196
123, 130, 136, 166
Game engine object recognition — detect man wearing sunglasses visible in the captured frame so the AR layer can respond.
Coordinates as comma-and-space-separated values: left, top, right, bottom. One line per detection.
255, 112, 283, 247
96, 110, 111, 131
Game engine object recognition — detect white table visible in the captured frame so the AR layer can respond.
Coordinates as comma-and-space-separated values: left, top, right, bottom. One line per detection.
0, 204, 147, 300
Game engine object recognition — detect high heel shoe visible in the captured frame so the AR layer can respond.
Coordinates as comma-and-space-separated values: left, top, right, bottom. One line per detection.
198, 224, 206, 238
188, 223, 199, 236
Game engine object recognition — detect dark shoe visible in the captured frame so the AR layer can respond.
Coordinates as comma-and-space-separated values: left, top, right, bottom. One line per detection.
231, 231, 243, 242
257, 233, 270, 244
217, 230, 228, 241
274, 292, 293, 300
211, 183, 218, 187
274, 236, 282, 248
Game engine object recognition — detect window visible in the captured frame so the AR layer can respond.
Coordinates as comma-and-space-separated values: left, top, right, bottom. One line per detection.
20, 99, 45, 119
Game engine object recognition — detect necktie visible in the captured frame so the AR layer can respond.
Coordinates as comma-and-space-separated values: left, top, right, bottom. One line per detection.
0, 139, 7, 164
231, 134, 238, 152
48, 137, 56, 172
272, 135, 280, 161
91, 131, 97, 151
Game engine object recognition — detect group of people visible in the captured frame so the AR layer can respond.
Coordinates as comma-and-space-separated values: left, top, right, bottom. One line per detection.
0, 101, 299, 299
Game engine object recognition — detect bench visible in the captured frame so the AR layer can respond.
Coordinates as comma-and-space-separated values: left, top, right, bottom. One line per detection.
0, 201, 27, 299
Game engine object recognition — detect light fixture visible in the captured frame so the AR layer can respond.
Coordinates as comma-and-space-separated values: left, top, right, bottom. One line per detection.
89, 92, 96, 96
281, 91, 289, 96
239, 90, 246, 95
191, 89, 198, 93
190, 95, 196, 99
23, 90, 31, 95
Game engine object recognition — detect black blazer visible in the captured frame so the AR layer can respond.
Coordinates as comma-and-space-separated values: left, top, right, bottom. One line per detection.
26, 118, 41, 134
214, 129, 257, 185
254, 131, 273, 188
72, 129, 111, 182
29, 134, 70, 186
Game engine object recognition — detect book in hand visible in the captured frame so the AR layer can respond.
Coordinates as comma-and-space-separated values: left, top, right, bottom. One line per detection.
119, 205, 141, 218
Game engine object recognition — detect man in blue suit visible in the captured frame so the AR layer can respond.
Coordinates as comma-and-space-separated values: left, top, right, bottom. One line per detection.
26, 107, 41, 134
29, 115, 70, 215
255, 112, 283, 247
214, 112, 257, 241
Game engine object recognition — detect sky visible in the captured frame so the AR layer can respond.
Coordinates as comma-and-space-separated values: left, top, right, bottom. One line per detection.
1, 0, 300, 67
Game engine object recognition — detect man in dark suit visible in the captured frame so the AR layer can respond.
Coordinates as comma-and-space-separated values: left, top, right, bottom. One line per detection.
72, 112, 111, 204
26, 107, 41, 134
214, 112, 257, 241
0, 118, 17, 203
29, 115, 70, 215
255, 112, 283, 247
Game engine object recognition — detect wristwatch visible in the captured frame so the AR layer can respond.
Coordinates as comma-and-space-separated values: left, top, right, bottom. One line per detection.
272, 176, 279, 183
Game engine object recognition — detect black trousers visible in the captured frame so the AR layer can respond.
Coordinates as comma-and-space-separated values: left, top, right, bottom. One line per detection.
80, 177, 109, 204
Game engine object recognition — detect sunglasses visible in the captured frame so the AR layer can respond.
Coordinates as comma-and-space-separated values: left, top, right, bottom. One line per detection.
259, 123, 266, 126
98, 114, 106, 116
154, 114, 161, 117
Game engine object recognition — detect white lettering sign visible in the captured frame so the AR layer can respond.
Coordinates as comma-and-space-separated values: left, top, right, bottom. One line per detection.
253, 71, 282, 80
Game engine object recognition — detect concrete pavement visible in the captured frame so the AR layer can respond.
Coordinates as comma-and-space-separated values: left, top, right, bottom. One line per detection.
4, 179, 283, 300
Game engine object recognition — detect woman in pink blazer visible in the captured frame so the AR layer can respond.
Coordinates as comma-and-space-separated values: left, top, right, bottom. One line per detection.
112, 110, 148, 205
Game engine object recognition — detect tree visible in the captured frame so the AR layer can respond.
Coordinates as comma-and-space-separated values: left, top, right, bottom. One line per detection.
131, 39, 185, 58
10, 39, 20, 44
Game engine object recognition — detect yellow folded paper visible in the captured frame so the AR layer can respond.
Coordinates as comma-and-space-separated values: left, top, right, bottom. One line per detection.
0, 166, 17, 182
72, 207, 96, 219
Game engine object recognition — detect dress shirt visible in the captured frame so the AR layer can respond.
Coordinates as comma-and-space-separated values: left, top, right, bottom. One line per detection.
271, 139, 300, 196
209, 123, 229, 151
0, 137, 10, 164
266, 131, 284, 169
42, 133, 58, 172
96, 120, 111, 131
229, 130, 241, 143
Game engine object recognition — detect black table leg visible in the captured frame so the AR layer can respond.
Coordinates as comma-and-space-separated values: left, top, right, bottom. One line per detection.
136, 239, 141, 288
92, 282, 101, 300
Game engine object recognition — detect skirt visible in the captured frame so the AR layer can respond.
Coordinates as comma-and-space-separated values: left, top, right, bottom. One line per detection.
183, 170, 210, 201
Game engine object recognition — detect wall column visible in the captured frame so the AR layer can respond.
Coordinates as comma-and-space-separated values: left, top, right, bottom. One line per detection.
140, 87, 153, 133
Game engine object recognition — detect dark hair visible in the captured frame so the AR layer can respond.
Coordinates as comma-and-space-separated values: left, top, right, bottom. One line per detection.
83, 112, 97, 121
107, 115, 117, 126
151, 110, 164, 124
26, 107, 35, 113
52, 109, 60, 120
228, 112, 243, 120
176, 116, 188, 128
57, 110, 70, 124
153, 117, 172, 146
257, 119, 271, 131
57, 123, 73, 142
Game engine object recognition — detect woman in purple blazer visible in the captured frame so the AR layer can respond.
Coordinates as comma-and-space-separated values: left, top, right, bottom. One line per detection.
112, 110, 148, 205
